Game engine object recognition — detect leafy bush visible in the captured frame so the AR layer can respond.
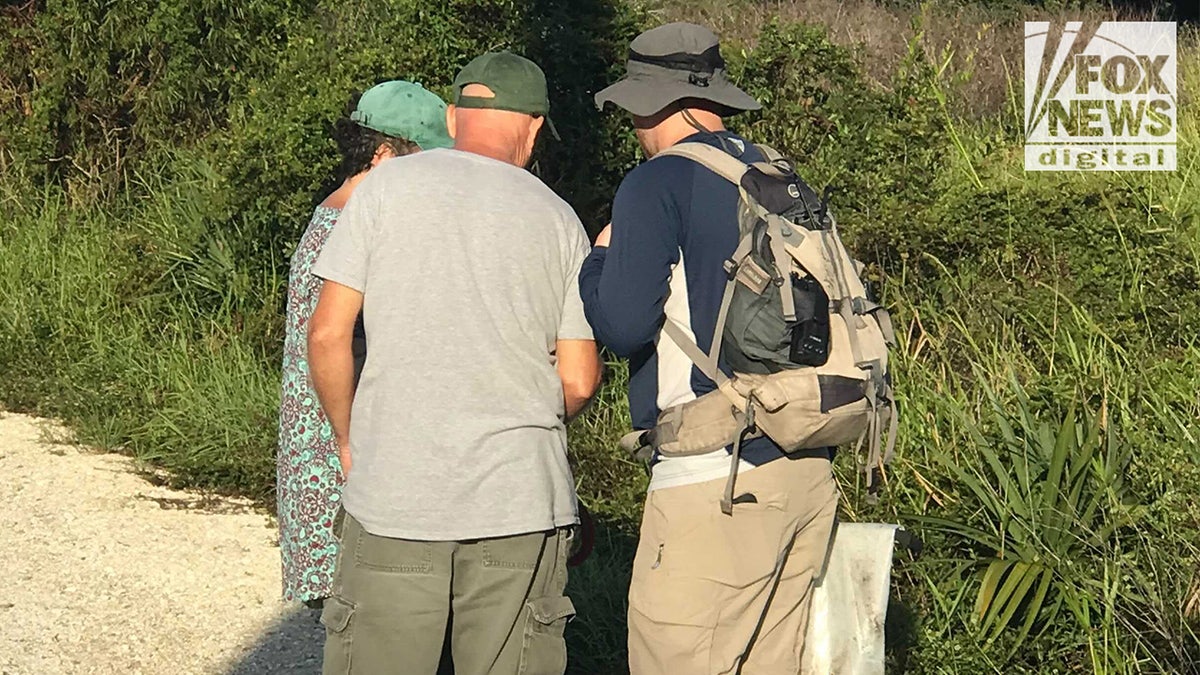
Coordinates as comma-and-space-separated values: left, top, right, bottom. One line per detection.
1, 1, 1199, 673
0, 0, 319, 197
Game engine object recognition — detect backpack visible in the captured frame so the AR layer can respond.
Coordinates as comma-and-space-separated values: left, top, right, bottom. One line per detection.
619, 141, 898, 515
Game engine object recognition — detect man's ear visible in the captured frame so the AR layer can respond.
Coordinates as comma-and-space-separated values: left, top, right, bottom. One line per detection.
529, 115, 545, 140
446, 105, 458, 140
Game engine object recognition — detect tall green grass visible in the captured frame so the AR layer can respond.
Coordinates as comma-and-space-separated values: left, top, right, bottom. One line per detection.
0, 7, 1197, 675
0, 166, 283, 496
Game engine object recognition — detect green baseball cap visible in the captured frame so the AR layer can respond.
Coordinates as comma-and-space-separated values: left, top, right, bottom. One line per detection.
350, 80, 454, 150
453, 52, 560, 140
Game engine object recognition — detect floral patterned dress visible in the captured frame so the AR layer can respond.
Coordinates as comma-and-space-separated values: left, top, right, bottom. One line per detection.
277, 205, 344, 603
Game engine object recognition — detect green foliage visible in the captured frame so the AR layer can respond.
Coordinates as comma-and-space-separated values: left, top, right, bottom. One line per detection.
730, 20, 948, 236
1, 2, 1199, 673
922, 379, 1138, 655
875, 276, 1200, 672
0, 164, 283, 495
898, 0, 1187, 19
211, 0, 645, 254
0, 0, 317, 197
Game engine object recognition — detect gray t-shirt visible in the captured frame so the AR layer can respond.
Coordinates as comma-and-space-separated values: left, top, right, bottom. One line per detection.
312, 149, 593, 540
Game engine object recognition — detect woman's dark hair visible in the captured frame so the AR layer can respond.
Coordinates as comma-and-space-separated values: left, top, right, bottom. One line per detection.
329, 91, 422, 184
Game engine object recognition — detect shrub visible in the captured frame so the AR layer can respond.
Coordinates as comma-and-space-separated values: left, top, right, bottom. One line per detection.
0, 0, 320, 198
2, 2, 1199, 673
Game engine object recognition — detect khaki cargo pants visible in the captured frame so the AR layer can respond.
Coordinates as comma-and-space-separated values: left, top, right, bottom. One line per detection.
628, 453, 839, 675
321, 512, 575, 675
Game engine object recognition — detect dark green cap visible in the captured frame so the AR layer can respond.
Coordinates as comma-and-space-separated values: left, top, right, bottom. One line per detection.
453, 52, 560, 139
350, 80, 453, 150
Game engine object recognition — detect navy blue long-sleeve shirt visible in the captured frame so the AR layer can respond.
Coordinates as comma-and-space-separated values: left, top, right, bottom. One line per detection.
580, 130, 785, 488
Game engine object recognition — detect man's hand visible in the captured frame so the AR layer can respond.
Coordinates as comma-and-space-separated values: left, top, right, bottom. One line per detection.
594, 224, 612, 248
309, 280, 364, 477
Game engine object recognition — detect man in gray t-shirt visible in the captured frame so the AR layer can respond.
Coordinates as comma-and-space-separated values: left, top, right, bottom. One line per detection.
308, 52, 601, 675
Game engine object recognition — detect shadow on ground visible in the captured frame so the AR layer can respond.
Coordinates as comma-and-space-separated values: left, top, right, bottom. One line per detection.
225, 606, 457, 674
226, 606, 323, 675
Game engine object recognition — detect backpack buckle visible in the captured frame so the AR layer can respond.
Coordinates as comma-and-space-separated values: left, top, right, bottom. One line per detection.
723, 259, 738, 281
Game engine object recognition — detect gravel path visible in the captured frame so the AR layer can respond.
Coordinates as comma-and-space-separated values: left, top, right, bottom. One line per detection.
0, 412, 323, 675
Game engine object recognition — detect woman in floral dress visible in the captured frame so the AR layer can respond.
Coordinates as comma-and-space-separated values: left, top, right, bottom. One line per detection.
277, 80, 453, 606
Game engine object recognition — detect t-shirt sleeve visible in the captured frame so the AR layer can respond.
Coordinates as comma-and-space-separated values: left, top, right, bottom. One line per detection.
312, 179, 376, 292
557, 215, 595, 341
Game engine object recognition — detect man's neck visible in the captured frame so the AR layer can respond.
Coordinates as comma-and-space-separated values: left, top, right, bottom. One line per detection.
454, 140, 519, 167
661, 111, 727, 149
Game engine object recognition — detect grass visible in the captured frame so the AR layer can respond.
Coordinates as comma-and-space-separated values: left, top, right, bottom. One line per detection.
0, 169, 284, 498
0, 2, 1198, 674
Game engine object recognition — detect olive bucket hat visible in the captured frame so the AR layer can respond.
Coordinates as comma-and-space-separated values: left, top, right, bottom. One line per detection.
595, 22, 761, 117
350, 80, 454, 150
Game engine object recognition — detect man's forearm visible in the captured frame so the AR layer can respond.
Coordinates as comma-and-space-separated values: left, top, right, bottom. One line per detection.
309, 334, 356, 469
556, 338, 603, 423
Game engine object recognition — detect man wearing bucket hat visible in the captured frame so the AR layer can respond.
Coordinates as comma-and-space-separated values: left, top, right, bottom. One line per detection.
580, 23, 839, 674
309, 52, 601, 674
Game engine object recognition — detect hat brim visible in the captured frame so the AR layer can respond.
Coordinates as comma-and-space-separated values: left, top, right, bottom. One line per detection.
595, 73, 761, 118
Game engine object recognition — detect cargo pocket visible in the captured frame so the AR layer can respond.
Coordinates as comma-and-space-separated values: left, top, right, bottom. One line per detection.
320, 596, 355, 673
482, 530, 546, 570
353, 524, 433, 573
518, 595, 575, 675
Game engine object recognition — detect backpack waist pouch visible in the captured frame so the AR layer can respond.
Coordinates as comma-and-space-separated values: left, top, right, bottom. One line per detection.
721, 369, 871, 451
650, 368, 872, 459
651, 390, 745, 457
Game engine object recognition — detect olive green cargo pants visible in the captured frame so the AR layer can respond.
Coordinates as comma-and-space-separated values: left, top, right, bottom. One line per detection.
321, 512, 575, 675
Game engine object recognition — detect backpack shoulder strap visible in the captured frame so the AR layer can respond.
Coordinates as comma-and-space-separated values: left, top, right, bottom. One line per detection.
661, 318, 727, 386
651, 142, 757, 388
655, 142, 749, 185
754, 143, 784, 162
